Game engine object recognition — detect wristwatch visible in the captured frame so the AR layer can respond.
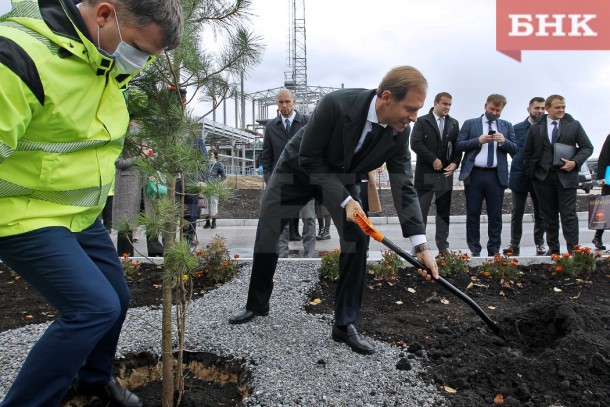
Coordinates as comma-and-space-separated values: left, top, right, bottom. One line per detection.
413, 243, 430, 254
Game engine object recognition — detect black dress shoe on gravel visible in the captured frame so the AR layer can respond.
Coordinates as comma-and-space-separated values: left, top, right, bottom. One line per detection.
228, 307, 269, 324
332, 324, 375, 355
74, 379, 142, 407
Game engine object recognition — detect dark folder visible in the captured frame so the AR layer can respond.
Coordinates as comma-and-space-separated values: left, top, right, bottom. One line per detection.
553, 142, 576, 168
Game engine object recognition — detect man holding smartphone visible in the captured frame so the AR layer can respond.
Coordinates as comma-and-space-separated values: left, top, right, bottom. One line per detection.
456, 94, 518, 257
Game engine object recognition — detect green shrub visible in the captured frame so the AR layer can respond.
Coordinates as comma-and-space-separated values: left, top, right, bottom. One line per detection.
436, 250, 469, 277
548, 245, 599, 280
368, 249, 402, 280
478, 253, 522, 284
193, 234, 239, 284
319, 248, 341, 281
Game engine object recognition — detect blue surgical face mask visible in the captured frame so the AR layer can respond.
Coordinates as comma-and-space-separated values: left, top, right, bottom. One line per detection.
98, 10, 151, 74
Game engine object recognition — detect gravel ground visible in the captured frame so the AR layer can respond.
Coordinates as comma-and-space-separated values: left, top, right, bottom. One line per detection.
0, 262, 446, 406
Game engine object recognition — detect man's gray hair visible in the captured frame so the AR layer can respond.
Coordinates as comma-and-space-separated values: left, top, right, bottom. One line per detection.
85, 0, 184, 50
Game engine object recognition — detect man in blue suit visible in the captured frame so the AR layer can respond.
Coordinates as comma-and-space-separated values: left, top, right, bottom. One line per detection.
456, 94, 518, 256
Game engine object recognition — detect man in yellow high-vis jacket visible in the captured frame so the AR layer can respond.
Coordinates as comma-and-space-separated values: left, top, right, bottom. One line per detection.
0, 1, 182, 406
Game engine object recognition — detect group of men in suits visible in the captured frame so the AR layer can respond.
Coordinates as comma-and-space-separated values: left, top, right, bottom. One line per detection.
227, 64, 593, 356
412, 93, 593, 258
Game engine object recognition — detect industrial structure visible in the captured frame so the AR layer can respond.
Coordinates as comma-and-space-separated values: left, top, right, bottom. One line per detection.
200, 0, 340, 175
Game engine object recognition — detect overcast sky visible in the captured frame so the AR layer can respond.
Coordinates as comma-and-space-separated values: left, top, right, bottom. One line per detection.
2, 1, 608, 153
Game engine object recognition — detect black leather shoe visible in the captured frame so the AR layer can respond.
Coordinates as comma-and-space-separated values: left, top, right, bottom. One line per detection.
471, 252, 480, 257
332, 324, 375, 355
592, 237, 606, 250
288, 233, 302, 241
438, 248, 453, 256
228, 307, 269, 324
502, 243, 520, 256
536, 244, 547, 256
74, 379, 142, 407
544, 249, 560, 256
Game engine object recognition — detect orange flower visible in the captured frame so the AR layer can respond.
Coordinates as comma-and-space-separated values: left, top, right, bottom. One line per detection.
440, 261, 447, 267
556, 265, 564, 271
481, 271, 491, 277
511, 259, 518, 265
234, 253, 240, 259
563, 253, 571, 258
194, 271, 203, 278
122, 253, 129, 259
222, 261, 228, 266
131, 262, 139, 268
551, 253, 561, 261
387, 265, 392, 269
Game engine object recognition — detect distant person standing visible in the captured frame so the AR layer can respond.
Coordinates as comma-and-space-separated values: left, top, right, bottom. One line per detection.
503, 97, 547, 256
261, 89, 316, 256
456, 94, 518, 257
410, 92, 462, 255
201, 149, 226, 230
593, 134, 610, 250
524, 95, 593, 254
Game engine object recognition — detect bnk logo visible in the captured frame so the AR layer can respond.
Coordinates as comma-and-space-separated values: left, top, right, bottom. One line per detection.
496, 0, 608, 61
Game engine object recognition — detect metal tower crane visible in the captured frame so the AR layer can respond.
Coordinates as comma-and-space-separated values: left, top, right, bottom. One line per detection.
284, 0, 308, 108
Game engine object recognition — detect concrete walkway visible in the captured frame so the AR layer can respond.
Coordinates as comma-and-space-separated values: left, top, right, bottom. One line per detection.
120, 211, 600, 265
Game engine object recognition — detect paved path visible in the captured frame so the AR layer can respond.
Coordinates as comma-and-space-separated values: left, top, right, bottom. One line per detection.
121, 212, 599, 263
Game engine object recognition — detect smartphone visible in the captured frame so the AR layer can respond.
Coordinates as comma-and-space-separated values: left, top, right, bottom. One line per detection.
488, 130, 496, 135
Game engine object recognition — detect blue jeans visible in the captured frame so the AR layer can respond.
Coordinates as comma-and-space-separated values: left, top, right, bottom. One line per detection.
0, 219, 130, 407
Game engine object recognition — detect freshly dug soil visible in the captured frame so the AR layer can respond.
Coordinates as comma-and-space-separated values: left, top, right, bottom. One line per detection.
219, 189, 591, 219
306, 262, 610, 407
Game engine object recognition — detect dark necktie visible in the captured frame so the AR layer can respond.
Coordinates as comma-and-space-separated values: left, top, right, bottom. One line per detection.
358, 123, 383, 153
285, 118, 291, 134
551, 121, 558, 144
352, 123, 383, 166
487, 120, 495, 167
438, 117, 444, 141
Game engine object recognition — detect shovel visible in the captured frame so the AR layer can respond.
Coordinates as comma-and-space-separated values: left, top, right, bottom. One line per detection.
353, 212, 501, 335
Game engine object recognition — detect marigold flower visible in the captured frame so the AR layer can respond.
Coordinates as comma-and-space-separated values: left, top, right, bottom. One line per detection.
556, 265, 564, 271
440, 261, 447, 267
234, 253, 240, 259
563, 253, 571, 258
131, 262, 139, 268
122, 253, 129, 258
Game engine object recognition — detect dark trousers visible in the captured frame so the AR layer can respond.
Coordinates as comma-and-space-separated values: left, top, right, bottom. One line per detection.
0, 219, 130, 407
510, 189, 545, 246
246, 173, 368, 326
533, 170, 578, 253
416, 188, 452, 251
595, 185, 610, 241
464, 168, 505, 255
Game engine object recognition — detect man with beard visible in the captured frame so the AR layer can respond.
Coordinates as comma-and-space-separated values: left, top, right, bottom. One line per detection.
503, 97, 547, 256
456, 94, 518, 257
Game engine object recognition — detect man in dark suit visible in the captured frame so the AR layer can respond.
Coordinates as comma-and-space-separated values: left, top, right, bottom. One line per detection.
411, 92, 462, 255
456, 94, 518, 257
524, 95, 593, 255
261, 89, 315, 256
503, 97, 547, 256
228, 66, 439, 355
262, 88, 308, 242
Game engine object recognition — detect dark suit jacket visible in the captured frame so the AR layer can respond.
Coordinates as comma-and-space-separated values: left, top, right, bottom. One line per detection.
523, 114, 593, 188
597, 134, 610, 181
261, 110, 308, 182
456, 115, 518, 188
275, 88, 425, 237
410, 107, 462, 191
508, 117, 535, 193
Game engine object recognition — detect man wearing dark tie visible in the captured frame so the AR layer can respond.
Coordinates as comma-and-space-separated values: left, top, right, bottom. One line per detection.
228, 66, 439, 355
456, 94, 518, 257
261, 89, 315, 256
503, 97, 547, 256
410, 92, 462, 255
524, 95, 593, 255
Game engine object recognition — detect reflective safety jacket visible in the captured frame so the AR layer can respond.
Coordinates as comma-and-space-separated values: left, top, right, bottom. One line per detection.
0, 0, 132, 237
